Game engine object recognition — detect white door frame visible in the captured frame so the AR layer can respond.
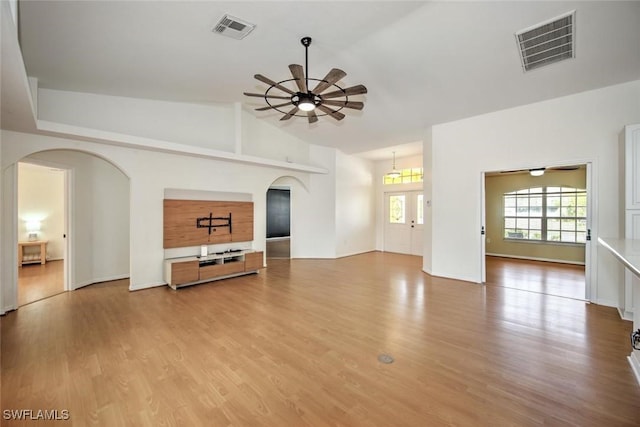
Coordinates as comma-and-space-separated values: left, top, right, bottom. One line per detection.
16, 160, 72, 301
480, 172, 487, 283
481, 162, 593, 301
585, 162, 593, 301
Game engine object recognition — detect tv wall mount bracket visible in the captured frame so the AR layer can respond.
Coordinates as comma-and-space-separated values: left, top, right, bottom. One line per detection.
196, 212, 232, 235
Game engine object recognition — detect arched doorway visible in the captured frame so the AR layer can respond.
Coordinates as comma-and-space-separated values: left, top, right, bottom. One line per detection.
265, 176, 309, 260
11, 149, 131, 308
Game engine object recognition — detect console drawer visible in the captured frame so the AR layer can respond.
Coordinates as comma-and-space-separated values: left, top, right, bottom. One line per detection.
200, 261, 245, 280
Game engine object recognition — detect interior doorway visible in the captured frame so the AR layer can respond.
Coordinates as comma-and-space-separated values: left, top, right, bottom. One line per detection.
9, 149, 131, 311
482, 164, 590, 300
17, 162, 67, 306
266, 187, 291, 259
384, 190, 423, 255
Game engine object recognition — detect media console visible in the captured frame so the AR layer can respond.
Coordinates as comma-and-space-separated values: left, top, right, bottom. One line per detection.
164, 250, 264, 290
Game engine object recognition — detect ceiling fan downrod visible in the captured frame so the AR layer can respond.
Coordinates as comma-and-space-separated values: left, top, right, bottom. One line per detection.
301, 37, 311, 93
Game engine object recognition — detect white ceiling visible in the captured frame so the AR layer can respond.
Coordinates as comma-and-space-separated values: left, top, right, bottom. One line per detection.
9, 1, 640, 158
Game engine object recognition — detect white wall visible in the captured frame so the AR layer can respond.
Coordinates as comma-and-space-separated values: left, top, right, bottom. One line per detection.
423, 128, 433, 274
18, 163, 64, 260
0, 136, 3, 312
428, 80, 640, 307
1, 162, 16, 314
38, 89, 236, 152
241, 109, 310, 164
335, 151, 375, 257
294, 145, 338, 258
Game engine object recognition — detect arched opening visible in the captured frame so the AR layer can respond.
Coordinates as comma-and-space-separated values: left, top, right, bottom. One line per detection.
265, 176, 308, 260
11, 149, 131, 308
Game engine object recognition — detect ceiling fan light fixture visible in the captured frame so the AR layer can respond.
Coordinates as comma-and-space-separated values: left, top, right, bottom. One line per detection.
387, 170, 401, 179
297, 96, 316, 112
530, 168, 545, 177
245, 36, 366, 123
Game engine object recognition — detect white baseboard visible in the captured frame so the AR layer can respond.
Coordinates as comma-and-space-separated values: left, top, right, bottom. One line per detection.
1, 306, 16, 316
594, 298, 617, 309
337, 249, 376, 259
618, 307, 634, 321
486, 253, 585, 266
628, 351, 640, 386
129, 281, 166, 292
266, 236, 290, 241
73, 274, 129, 290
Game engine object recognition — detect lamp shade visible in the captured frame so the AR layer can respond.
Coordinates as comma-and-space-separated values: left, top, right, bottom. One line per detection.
386, 151, 401, 179
529, 168, 545, 177
26, 220, 41, 232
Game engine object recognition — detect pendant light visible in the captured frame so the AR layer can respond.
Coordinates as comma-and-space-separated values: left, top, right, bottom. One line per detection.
386, 152, 401, 179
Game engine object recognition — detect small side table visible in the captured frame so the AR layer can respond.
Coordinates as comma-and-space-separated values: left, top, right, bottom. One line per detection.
18, 240, 48, 267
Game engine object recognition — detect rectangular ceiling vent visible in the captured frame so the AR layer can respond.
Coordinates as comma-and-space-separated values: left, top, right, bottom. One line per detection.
212, 14, 256, 40
516, 10, 575, 72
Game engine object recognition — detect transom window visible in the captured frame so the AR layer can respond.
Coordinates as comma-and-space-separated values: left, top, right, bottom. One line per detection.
383, 168, 423, 185
503, 186, 587, 243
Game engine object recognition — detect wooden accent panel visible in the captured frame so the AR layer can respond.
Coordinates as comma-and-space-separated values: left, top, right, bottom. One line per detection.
164, 200, 254, 248
200, 261, 245, 280
244, 251, 264, 271
170, 260, 199, 286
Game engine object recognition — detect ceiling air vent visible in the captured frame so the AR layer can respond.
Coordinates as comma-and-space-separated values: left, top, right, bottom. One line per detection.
516, 10, 575, 72
212, 14, 256, 40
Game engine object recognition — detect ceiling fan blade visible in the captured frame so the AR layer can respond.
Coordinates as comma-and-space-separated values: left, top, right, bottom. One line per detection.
255, 101, 292, 111
317, 105, 345, 121
288, 64, 307, 93
312, 68, 347, 94
322, 100, 364, 110
550, 166, 580, 171
280, 106, 299, 121
244, 92, 291, 100
254, 74, 295, 95
321, 84, 368, 99
307, 110, 318, 124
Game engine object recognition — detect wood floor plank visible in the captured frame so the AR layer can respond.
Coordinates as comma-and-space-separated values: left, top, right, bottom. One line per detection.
2, 252, 639, 426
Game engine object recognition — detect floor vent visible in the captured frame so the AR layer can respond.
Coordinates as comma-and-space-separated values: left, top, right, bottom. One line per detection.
378, 354, 394, 364
516, 10, 575, 72
212, 14, 256, 40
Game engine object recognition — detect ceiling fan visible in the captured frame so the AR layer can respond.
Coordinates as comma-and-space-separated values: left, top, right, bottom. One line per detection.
500, 165, 582, 176
243, 37, 368, 124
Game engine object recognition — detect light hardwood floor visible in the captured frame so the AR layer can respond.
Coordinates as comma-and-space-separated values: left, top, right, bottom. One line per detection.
2, 252, 639, 426
485, 255, 585, 300
18, 259, 64, 306
266, 238, 290, 259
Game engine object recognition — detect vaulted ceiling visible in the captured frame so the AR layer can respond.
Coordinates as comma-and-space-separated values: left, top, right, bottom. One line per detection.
7, 1, 640, 159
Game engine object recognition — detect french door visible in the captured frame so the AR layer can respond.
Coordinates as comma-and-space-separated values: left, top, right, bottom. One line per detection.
384, 191, 423, 256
